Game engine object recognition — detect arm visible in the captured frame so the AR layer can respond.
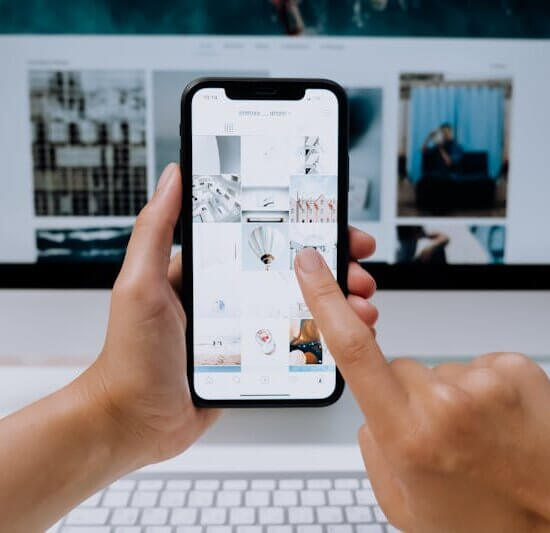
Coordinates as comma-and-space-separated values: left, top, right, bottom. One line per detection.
0, 163, 220, 532
295, 248, 550, 533
438, 144, 453, 166
416, 231, 450, 263
421, 129, 437, 153
0, 164, 378, 533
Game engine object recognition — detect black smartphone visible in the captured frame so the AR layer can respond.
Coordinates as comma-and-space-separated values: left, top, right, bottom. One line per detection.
180, 78, 349, 407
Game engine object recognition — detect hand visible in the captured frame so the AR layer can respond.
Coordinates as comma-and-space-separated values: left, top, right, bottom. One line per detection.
295, 248, 550, 533
345, 226, 378, 330
80, 163, 219, 466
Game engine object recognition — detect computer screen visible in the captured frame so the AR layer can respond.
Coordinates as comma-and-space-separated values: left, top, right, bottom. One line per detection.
1, 33, 549, 288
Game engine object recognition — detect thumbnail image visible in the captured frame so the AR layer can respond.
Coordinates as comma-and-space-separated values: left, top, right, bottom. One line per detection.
241, 318, 289, 371
289, 319, 323, 365
30, 70, 147, 216
152, 69, 267, 178
289, 223, 337, 270
395, 224, 506, 264
242, 223, 289, 271
347, 88, 383, 222
194, 269, 241, 318
302, 135, 337, 175
290, 175, 337, 223
193, 224, 240, 271
192, 135, 241, 222
194, 319, 241, 367
241, 135, 301, 188
240, 136, 294, 223
241, 271, 290, 319
397, 73, 512, 217
36, 226, 131, 262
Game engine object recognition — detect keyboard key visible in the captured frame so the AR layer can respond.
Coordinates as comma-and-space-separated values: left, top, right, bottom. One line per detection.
327, 526, 353, 533
317, 506, 343, 524
355, 526, 384, 533
267, 527, 292, 533
167, 480, 192, 490
145, 528, 171, 533
306, 479, 331, 489
138, 480, 164, 491
356, 490, 377, 506
171, 508, 198, 525
217, 490, 241, 507
230, 507, 255, 525
236, 526, 262, 533
206, 527, 231, 533
175, 527, 202, 533
297, 526, 322, 533
345, 507, 373, 523
114, 528, 141, 533
335, 478, 360, 489
288, 507, 314, 524
160, 490, 187, 507
142, 508, 169, 525
111, 479, 136, 491
373, 506, 387, 523
328, 490, 353, 506
279, 479, 303, 490
200, 508, 227, 525
65, 508, 109, 525
103, 490, 130, 507
80, 491, 102, 507
61, 528, 110, 533
223, 479, 248, 490
196, 480, 220, 490
132, 491, 158, 507
259, 507, 284, 524
273, 490, 297, 506
361, 479, 372, 489
386, 526, 402, 533
251, 479, 276, 490
111, 508, 139, 525
300, 490, 325, 506
188, 491, 215, 507
245, 490, 269, 506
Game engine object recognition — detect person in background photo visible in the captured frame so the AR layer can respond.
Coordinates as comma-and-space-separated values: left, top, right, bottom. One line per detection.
422, 122, 464, 176
396, 225, 450, 264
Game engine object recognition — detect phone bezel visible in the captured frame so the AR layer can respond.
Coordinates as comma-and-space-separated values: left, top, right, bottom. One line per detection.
180, 77, 349, 408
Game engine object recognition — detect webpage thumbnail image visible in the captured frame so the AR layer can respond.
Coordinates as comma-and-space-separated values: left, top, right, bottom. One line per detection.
397, 73, 511, 218
29, 70, 147, 217
395, 224, 505, 264
347, 88, 383, 222
36, 226, 132, 262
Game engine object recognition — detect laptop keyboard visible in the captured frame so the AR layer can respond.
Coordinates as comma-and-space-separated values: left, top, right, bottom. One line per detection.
57, 472, 401, 533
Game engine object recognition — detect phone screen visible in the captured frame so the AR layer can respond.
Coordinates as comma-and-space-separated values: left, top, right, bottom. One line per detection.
190, 86, 340, 401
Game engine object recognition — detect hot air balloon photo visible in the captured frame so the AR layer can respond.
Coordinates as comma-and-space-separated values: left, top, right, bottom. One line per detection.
243, 223, 289, 271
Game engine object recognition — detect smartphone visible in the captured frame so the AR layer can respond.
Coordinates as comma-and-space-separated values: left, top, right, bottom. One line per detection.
180, 78, 348, 407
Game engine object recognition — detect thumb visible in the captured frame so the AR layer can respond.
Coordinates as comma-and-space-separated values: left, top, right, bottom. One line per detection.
119, 163, 181, 285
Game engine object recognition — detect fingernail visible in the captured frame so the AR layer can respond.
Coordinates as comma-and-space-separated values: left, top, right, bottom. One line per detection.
296, 247, 323, 273
157, 163, 178, 191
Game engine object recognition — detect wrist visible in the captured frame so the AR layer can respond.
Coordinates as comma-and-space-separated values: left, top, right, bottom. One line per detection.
72, 360, 150, 473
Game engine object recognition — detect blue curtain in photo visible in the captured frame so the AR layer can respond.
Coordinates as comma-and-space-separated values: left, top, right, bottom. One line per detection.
407, 85, 504, 183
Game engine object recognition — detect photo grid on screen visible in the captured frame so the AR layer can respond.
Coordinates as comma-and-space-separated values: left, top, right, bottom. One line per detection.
192, 134, 338, 378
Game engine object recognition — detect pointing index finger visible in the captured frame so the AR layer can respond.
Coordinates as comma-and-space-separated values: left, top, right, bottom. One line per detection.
295, 247, 407, 431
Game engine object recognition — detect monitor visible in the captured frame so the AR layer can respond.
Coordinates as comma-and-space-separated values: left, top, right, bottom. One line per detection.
1, 35, 549, 290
